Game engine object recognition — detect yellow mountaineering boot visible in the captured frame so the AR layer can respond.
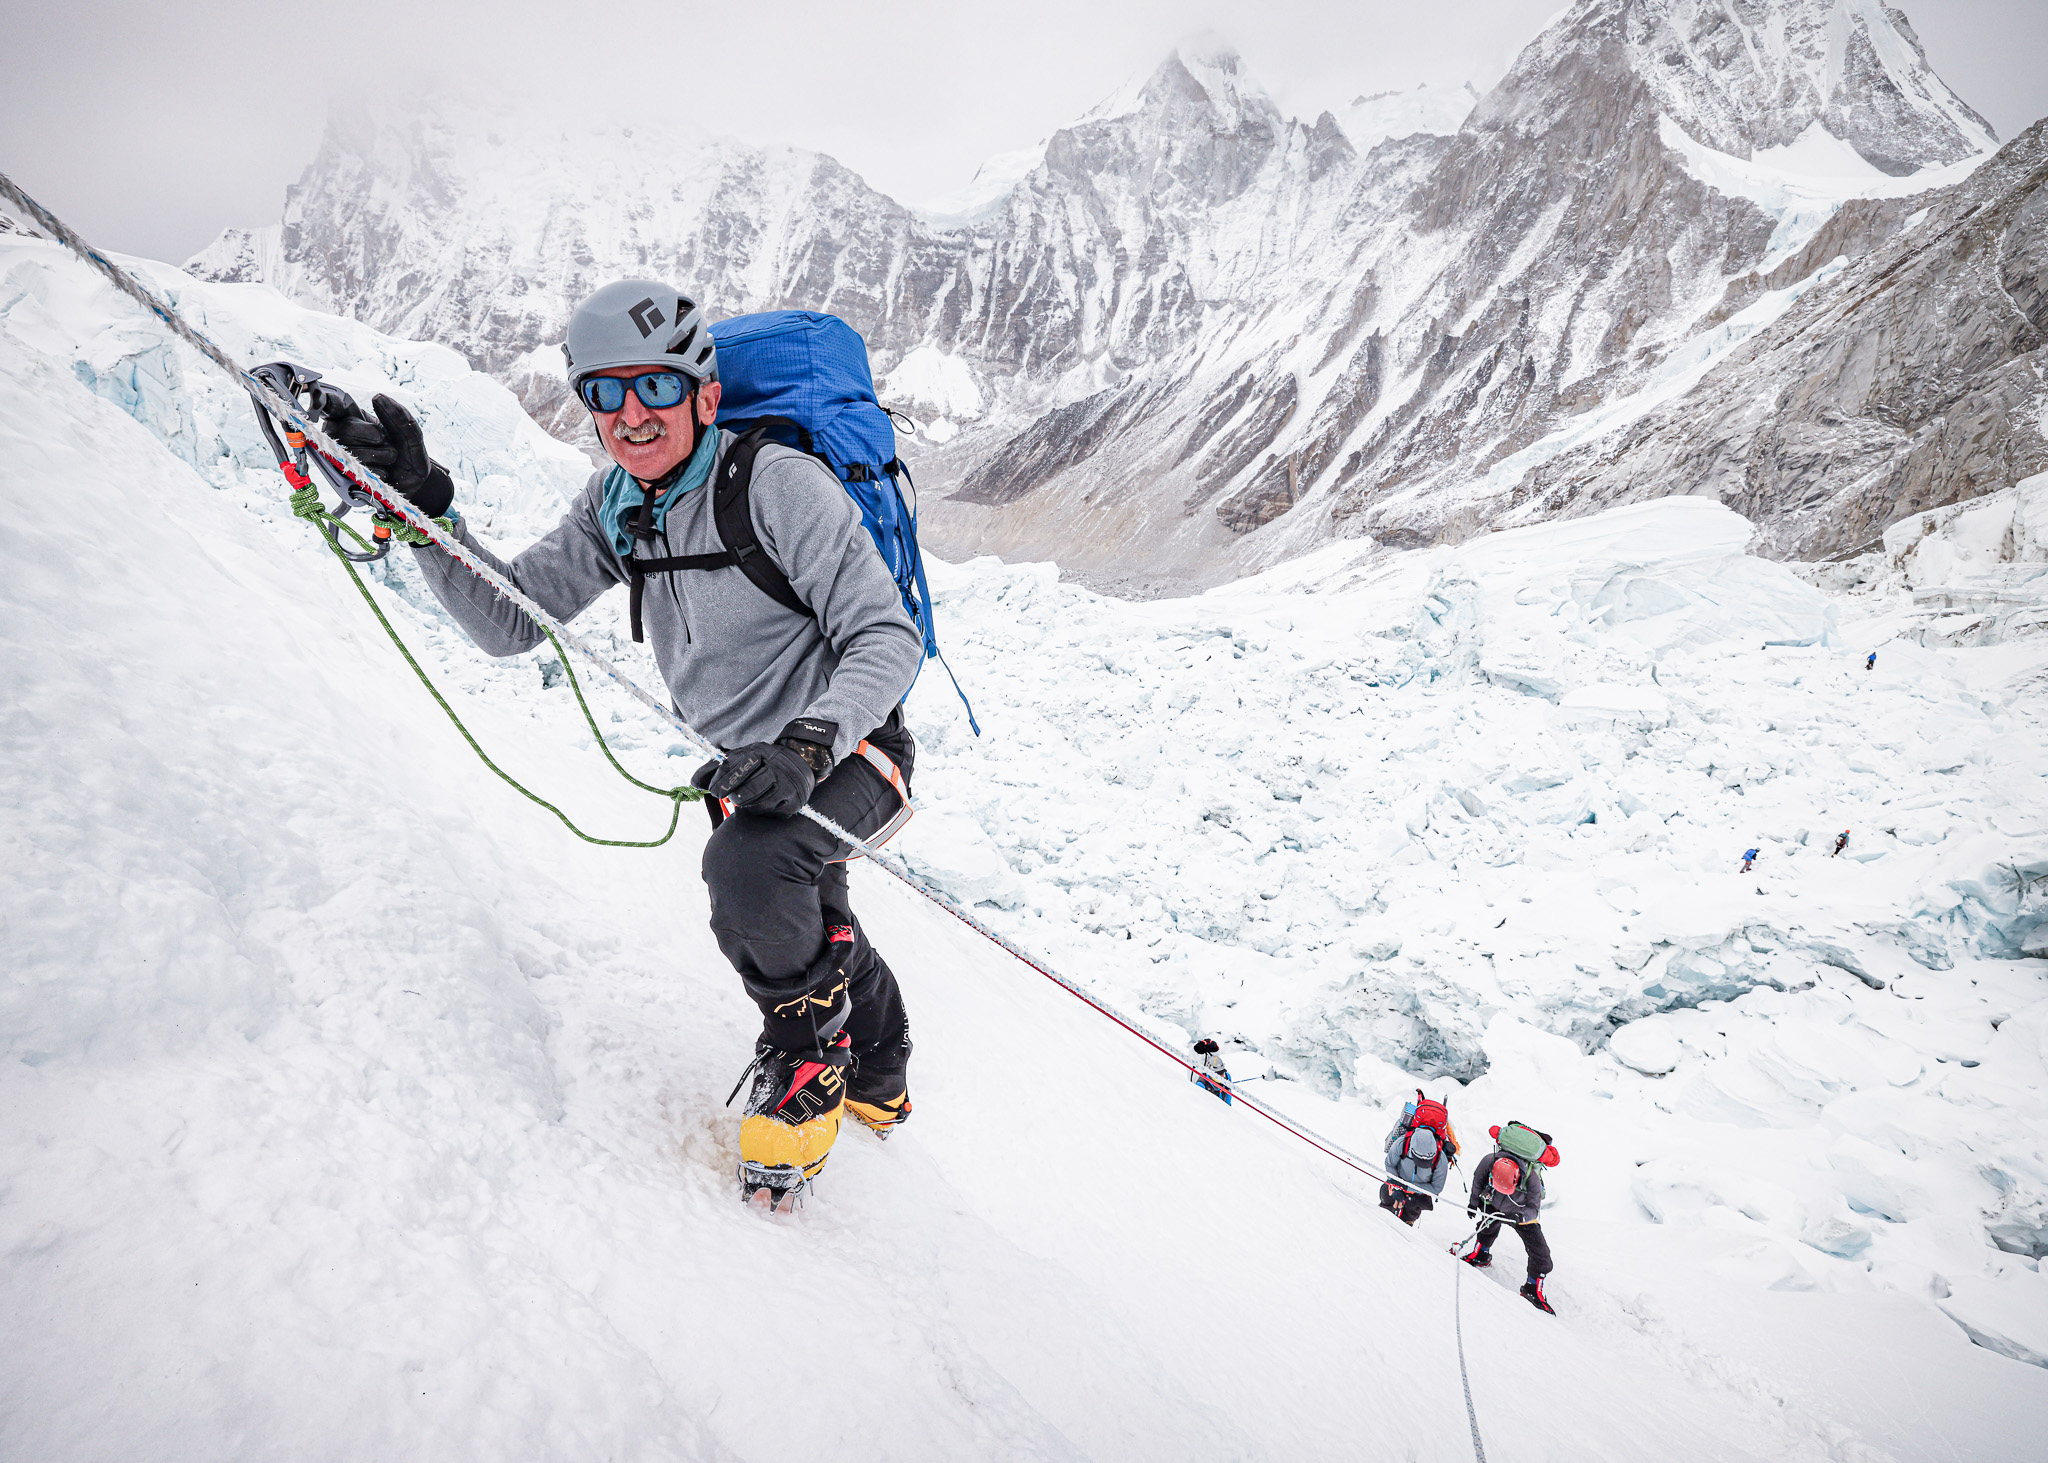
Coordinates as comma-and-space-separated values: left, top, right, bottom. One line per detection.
735, 1031, 850, 1211
846, 1088, 913, 1139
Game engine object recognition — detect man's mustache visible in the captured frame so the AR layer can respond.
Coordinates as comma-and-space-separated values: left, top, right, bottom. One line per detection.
612, 416, 667, 444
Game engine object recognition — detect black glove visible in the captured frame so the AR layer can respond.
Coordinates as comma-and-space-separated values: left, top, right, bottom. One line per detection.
319, 392, 455, 518
692, 720, 837, 817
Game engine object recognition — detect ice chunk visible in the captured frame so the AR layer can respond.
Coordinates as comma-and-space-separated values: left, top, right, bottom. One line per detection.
895, 806, 1026, 909
1939, 1271, 2048, 1367
1560, 683, 1671, 728
1610, 1017, 1684, 1075
1802, 1206, 1877, 1259
1828, 1134, 1996, 1224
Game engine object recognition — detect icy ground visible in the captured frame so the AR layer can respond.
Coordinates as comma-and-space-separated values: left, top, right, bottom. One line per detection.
4, 236, 2048, 1460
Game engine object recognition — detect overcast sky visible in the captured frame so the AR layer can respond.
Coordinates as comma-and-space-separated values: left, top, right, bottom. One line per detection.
4, 0, 2045, 264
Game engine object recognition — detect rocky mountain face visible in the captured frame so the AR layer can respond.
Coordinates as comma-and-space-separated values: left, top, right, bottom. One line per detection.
190, 1, 2025, 592
1604, 0, 1993, 173
1509, 118, 2048, 562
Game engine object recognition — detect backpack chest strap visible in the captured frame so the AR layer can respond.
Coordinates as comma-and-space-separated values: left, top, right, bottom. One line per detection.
626, 548, 749, 643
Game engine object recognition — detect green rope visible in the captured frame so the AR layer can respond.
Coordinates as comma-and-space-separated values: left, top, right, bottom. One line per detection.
289, 486, 702, 848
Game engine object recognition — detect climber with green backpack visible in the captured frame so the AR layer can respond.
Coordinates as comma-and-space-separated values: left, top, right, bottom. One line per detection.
1459, 1119, 1562, 1313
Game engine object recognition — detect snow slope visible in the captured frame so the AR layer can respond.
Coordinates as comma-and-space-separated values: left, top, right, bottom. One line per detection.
1659, 116, 1989, 259
5, 238, 2048, 1459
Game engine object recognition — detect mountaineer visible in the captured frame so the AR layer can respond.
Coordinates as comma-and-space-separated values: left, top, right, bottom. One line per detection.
314, 281, 926, 1210
1460, 1120, 1562, 1313
1379, 1090, 1459, 1225
1192, 1037, 1234, 1103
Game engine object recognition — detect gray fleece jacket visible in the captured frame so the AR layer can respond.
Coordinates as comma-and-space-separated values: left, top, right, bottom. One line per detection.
411, 433, 923, 765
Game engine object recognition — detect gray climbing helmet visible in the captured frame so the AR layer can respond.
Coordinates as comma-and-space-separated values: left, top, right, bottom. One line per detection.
561, 279, 718, 386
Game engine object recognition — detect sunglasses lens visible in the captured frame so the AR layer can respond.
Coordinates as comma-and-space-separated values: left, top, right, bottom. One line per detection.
635, 373, 687, 409
580, 377, 626, 413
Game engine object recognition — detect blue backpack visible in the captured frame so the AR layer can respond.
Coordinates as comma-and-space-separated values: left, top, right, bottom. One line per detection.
705, 310, 977, 732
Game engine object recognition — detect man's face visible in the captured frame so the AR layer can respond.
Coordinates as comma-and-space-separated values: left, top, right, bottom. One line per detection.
588, 368, 723, 481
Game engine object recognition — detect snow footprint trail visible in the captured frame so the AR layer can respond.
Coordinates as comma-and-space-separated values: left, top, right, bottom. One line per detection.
4, 285, 1811, 1463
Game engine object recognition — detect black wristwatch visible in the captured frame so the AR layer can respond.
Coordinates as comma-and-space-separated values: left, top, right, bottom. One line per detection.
777, 718, 838, 778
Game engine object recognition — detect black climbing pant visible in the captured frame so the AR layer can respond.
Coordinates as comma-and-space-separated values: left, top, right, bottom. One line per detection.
701, 709, 916, 1102
1475, 1218, 1553, 1278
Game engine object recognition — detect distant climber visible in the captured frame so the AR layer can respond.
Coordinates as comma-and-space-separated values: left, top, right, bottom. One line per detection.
313, 279, 925, 1211
1832, 829, 1850, 857
1460, 1120, 1561, 1314
1192, 1038, 1233, 1104
1380, 1091, 1460, 1225
1741, 848, 1758, 873
1867, 651, 1877, 671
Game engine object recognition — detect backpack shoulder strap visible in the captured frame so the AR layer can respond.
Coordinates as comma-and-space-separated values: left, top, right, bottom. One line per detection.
712, 427, 810, 619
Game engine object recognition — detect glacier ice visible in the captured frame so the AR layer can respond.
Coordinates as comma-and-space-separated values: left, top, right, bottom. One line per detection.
7, 228, 2048, 1446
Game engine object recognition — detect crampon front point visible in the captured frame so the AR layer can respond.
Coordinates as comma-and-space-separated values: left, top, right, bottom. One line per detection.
738, 1160, 816, 1213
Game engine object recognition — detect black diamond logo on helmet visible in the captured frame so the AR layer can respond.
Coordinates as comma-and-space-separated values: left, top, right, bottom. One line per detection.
628, 297, 664, 338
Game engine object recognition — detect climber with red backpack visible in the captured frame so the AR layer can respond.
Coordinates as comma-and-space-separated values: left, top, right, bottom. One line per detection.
1379, 1091, 1460, 1225
1460, 1120, 1562, 1313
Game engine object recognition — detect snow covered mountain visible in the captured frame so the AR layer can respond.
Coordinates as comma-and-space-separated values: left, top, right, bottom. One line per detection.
14, 213, 2048, 1457
1501, 115, 2048, 562
929, 0, 2008, 588
185, 1, 2017, 594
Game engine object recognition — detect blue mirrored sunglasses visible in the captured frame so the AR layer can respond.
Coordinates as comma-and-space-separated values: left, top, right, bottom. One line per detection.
578, 371, 691, 413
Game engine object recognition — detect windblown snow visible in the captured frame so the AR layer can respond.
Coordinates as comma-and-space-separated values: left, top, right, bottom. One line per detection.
5, 237, 2048, 1460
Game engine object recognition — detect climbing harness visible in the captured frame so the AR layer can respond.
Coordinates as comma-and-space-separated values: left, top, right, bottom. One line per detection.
4, 171, 1491, 1461
246, 361, 700, 848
